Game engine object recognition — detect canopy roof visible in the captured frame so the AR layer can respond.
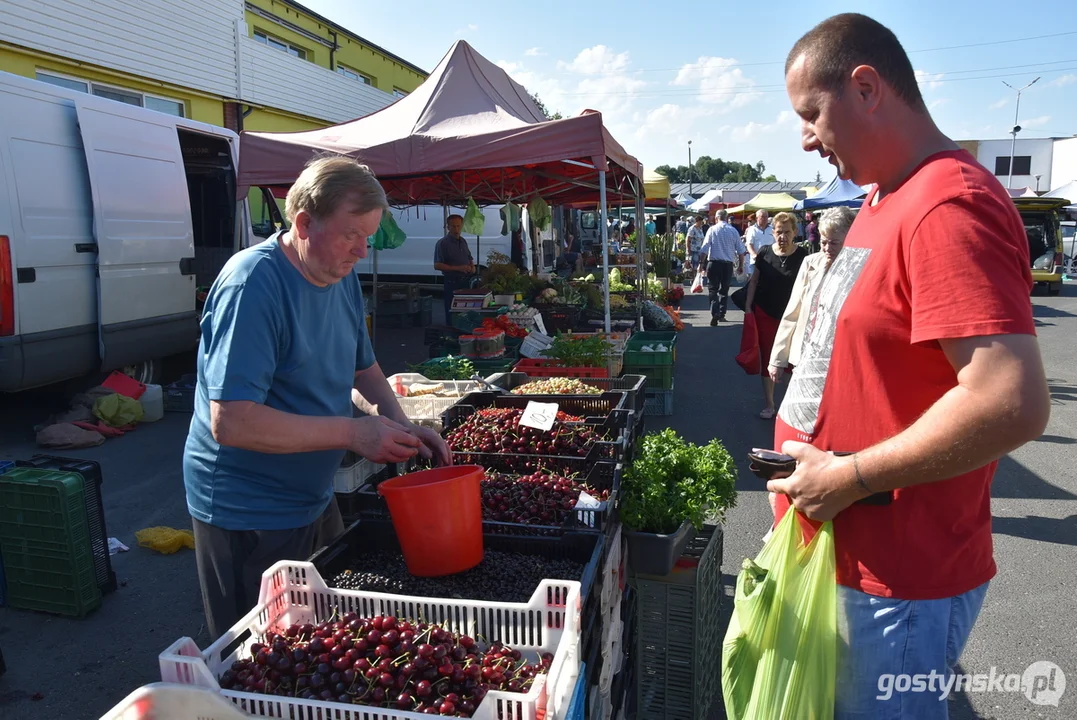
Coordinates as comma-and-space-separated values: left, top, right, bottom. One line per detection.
237, 40, 642, 204
643, 168, 671, 202
1044, 180, 1077, 202
793, 176, 867, 210
724, 192, 799, 214
687, 189, 722, 211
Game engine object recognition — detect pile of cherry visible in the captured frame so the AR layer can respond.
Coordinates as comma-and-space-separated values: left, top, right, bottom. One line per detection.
219, 613, 552, 716
482, 470, 611, 527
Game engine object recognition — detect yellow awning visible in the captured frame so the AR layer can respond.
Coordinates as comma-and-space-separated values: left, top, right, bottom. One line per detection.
724, 192, 800, 214
644, 168, 671, 201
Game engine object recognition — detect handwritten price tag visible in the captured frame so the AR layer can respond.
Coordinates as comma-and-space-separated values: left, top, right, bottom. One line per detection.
574, 491, 602, 510
519, 401, 559, 432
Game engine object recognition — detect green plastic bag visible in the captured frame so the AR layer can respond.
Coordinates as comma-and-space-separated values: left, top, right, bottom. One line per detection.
527, 195, 551, 231
371, 209, 407, 250
722, 508, 837, 719
93, 393, 145, 427
462, 197, 485, 236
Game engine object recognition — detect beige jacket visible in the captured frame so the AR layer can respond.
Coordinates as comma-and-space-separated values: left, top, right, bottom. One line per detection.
769, 252, 830, 370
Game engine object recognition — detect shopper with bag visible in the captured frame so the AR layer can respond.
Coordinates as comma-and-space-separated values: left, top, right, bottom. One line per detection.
743, 212, 808, 417
684, 215, 706, 270
698, 209, 746, 324
758, 13, 1050, 719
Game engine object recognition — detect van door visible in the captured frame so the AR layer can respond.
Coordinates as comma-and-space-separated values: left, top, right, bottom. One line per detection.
74, 102, 197, 370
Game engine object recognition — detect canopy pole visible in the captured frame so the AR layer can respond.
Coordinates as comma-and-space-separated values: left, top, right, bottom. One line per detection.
636, 192, 646, 331
599, 171, 611, 334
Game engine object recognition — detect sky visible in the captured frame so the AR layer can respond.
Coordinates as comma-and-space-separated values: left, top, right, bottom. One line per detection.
304, 0, 1077, 184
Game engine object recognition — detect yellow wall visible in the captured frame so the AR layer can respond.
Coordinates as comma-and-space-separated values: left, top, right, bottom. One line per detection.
0, 43, 224, 126
245, 0, 425, 94
242, 107, 326, 133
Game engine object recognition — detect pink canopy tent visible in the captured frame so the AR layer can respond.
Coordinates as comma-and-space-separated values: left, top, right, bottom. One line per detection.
237, 40, 643, 206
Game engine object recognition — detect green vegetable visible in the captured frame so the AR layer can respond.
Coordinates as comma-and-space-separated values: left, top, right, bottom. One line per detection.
621, 429, 738, 533
544, 333, 609, 368
408, 355, 476, 381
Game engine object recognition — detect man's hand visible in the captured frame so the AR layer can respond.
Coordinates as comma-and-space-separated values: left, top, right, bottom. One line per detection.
766, 442, 867, 521
405, 422, 452, 466
349, 416, 422, 463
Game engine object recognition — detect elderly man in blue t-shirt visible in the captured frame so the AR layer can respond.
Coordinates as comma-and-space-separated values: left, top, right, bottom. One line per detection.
183, 156, 449, 639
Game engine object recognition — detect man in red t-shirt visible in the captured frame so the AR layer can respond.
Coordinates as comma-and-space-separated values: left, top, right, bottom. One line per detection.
771, 14, 1051, 718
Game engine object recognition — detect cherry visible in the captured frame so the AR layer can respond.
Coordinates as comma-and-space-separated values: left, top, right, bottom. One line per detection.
416, 680, 432, 697
396, 692, 414, 709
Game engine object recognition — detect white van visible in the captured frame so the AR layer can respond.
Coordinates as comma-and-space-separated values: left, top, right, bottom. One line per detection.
0, 71, 245, 392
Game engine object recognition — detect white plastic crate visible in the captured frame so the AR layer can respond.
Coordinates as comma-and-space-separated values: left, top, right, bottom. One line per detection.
160, 561, 582, 720
333, 456, 386, 494
387, 373, 486, 429
99, 683, 251, 720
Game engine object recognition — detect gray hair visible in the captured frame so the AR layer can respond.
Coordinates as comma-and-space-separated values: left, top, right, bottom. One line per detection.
717, 209, 729, 220
285, 155, 388, 224
818, 206, 856, 241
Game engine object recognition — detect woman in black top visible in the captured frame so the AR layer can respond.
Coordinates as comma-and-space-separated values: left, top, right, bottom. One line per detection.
744, 212, 809, 419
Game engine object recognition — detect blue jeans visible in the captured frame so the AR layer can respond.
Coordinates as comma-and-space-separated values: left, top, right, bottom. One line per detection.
836, 582, 990, 719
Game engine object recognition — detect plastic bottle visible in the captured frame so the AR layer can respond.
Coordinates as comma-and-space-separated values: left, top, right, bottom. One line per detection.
140, 383, 164, 422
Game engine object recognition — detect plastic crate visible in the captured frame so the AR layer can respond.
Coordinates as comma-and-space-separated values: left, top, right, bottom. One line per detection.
628, 362, 674, 391
630, 525, 724, 720
160, 560, 582, 720
451, 439, 623, 476
0, 468, 102, 617
331, 453, 387, 494
536, 305, 581, 333
513, 358, 610, 379
451, 310, 486, 332
623, 331, 678, 366
644, 381, 675, 416
15, 455, 117, 595
488, 372, 647, 416
0, 460, 12, 475
446, 391, 630, 427
99, 683, 252, 720
163, 373, 197, 412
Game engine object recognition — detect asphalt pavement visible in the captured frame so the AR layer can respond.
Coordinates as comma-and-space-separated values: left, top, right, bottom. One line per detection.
0, 285, 1075, 719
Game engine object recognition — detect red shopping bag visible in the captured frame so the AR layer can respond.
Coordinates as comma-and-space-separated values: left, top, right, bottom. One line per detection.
736, 312, 760, 375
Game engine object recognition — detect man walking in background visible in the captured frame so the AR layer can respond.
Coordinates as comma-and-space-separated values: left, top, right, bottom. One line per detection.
744, 209, 774, 275
698, 209, 745, 324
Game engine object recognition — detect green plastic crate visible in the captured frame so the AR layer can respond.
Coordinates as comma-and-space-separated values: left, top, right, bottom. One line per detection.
626, 363, 673, 390
0, 468, 102, 617
624, 331, 678, 366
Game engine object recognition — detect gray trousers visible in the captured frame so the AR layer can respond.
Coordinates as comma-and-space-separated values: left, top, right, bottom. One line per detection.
192, 497, 345, 640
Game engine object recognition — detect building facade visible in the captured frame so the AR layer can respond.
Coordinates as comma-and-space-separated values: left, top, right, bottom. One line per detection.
0, 0, 426, 134
957, 137, 1077, 193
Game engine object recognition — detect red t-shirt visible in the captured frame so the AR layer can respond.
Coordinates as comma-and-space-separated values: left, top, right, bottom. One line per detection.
773, 150, 1035, 600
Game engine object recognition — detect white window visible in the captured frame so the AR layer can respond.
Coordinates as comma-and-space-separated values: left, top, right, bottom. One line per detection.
393, 88, 408, 98
34, 71, 185, 117
254, 30, 307, 60
337, 65, 372, 85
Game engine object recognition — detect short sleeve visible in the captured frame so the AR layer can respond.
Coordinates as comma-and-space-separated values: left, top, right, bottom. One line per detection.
433, 238, 444, 265
200, 279, 280, 403
908, 193, 1035, 344
353, 280, 376, 372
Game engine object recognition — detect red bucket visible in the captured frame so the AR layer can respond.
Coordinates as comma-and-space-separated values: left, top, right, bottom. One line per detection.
377, 465, 484, 577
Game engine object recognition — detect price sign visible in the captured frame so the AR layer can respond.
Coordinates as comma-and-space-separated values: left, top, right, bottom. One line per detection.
519, 401, 559, 431
574, 491, 602, 510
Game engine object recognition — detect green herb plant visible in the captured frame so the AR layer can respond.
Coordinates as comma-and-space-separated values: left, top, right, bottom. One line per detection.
647, 233, 676, 278
408, 355, 476, 381
544, 333, 609, 368
621, 428, 738, 534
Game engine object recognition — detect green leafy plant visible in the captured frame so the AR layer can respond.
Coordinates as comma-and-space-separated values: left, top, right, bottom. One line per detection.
647, 233, 676, 278
621, 429, 738, 534
408, 355, 476, 381
544, 333, 609, 368
644, 273, 665, 301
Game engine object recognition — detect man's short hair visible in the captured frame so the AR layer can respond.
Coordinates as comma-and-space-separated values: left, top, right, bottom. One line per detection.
446, 214, 464, 224
717, 209, 729, 221
786, 13, 926, 113
285, 155, 387, 224
756, 209, 769, 218
694, 215, 703, 222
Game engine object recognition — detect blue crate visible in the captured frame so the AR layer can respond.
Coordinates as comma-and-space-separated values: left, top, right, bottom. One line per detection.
564, 662, 588, 720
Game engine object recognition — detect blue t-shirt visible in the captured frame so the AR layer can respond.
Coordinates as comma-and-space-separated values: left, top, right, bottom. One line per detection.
183, 236, 375, 531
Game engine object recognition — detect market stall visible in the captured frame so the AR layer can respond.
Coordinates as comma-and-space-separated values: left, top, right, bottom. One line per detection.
792, 175, 867, 210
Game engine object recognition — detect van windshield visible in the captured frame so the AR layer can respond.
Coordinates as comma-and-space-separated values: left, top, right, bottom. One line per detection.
581, 212, 597, 230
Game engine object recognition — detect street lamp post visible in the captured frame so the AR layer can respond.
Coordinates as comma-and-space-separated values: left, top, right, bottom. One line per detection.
1003, 77, 1040, 189
688, 140, 693, 197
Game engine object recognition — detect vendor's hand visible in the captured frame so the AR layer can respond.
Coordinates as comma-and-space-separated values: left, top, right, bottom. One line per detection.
766, 442, 866, 521
405, 422, 452, 466
349, 416, 422, 463
768, 364, 784, 383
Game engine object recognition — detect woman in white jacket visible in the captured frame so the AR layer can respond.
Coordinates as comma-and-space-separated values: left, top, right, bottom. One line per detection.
767, 206, 856, 382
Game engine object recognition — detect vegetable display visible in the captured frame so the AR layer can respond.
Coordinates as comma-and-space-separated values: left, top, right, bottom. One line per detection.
510, 379, 601, 396
481, 470, 610, 526
478, 315, 528, 339
543, 333, 609, 368
409, 356, 476, 381
621, 429, 737, 534
219, 613, 551, 716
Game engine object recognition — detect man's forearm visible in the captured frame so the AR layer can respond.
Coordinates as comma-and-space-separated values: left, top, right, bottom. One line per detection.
353, 362, 410, 426
212, 401, 352, 454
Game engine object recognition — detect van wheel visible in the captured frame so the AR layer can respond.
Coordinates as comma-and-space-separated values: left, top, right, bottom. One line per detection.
1047, 282, 1062, 297
122, 359, 161, 385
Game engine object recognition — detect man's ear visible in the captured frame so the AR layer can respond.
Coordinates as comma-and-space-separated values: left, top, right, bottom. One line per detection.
849, 64, 883, 113
293, 209, 312, 239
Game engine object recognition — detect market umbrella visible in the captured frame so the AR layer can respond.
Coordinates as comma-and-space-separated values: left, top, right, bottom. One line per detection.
793, 176, 867, 210
1044, 180, 1077, 202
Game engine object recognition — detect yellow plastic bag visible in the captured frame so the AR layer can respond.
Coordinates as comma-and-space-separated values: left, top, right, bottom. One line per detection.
93, 393, 144, 427
462, 197, 486, 236
135, 526, 196, 554
722, 509, 837, 719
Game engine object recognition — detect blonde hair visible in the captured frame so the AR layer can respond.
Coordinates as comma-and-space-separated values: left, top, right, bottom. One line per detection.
285, 155, 388, 223
772, 211, 797, 233
818, 206, 856, 241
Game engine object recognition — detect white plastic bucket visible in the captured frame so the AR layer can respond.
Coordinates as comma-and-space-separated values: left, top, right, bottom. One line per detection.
140, 383, 164, 422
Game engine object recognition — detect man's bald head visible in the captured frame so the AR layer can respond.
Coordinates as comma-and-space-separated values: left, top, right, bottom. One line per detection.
785, 13, 926, 113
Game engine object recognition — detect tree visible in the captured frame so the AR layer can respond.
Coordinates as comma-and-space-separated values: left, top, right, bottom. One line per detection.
529, 91, 562, 121
654, 156, 772, 185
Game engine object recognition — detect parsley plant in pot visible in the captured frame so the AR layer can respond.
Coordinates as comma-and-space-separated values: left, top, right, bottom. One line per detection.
621, 429, 738, 576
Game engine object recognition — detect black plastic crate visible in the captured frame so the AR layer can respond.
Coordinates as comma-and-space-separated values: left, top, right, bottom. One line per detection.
535, 305, 581, 333
486, 372, 647, 416
450, 438, 624, 476
164, 373, 197, 412
14, 455, 117, 595
445, 391, 631, 430
308, 518, 606, 640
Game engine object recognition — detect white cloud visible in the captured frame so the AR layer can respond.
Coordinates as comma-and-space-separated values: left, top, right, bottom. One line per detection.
672, 57, 760, 109
1049, 74, 1077, 88
558, 45, 630, 75
726, 110, 798, 143
634, 104, 715, 141
524, 47, 546, 57
989, 97, 1009, 110
1020, 115, 1052, 128
574, 74, 648, 116
914, 69, 945, 90
468, 24, 479, 31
